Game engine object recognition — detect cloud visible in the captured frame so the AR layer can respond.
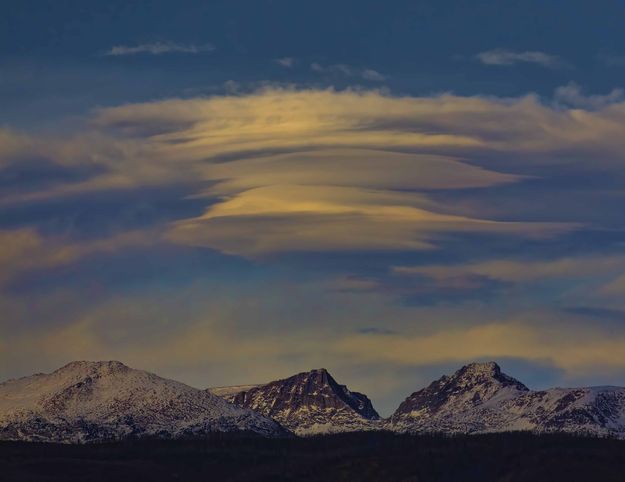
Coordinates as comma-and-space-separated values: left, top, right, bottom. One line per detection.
554, 82, 624, 110
361, 69, 386, 81
90, 88, 625, 165
310, 63, 387, 81
476, 49, 563, 68
7, 88, 625, 257
393, 254, 625, 285
310, 62, 352, 75
5, 295, 625, 403
200, 148, 521, 192
0, 129, 34, 167
167, 184, 569, 256
275, 57, 295, 68
563, 306, 625, 323
599, 273, 625, 296
0, 227, 154, 285
105, 42, 215, 56
1, 238, 624, 413
5, 86, 625, 405
335, 321, 625, 373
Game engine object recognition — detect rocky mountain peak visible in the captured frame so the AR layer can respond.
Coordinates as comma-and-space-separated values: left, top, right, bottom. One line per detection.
452, 362, 529, 391
389, 363, 625, 437
223, 368, 380, 435
298, 368, 332, 386
460, 361, 500, 376
391, 362, 529, 422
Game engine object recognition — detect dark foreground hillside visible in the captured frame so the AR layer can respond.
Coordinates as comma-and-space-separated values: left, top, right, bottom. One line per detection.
1, 432, 624, 482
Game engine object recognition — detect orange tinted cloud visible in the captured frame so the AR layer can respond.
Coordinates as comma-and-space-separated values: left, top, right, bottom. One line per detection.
8, 88, 625, 256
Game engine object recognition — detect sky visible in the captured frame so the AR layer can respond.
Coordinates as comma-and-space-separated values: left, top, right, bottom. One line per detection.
2, 0, 625, 416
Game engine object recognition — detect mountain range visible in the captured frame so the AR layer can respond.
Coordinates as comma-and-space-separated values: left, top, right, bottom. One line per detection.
2, 360, 624, 442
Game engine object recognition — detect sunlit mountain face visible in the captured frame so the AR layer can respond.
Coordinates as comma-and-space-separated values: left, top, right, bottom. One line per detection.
2, 0, 625, 418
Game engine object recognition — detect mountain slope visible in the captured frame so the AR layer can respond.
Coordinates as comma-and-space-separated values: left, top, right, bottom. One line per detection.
389, 362, 625, 437
219, 368, 380, 435
0, 361, 286, 443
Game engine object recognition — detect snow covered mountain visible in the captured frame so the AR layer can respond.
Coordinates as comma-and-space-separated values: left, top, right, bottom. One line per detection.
4, 360, 624, 442
389, 362, 625, 438
217, 368, 381, 435
0, 361, 287, 443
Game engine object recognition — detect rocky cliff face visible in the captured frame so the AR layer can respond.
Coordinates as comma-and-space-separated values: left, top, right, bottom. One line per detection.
222, 368, 380, 435
389, 362, 625, 437
0, 361, 287, 443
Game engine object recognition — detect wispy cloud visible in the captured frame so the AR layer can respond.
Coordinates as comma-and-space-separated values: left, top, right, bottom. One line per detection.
393, 254, 625, 287
274, 57, 295, 68
105, 42, 215, 56
310, 62, 387, 81
0, 227, 154, 285
476, 49, 563, 68
554, 82, 624, 109
361, 69, 386, 81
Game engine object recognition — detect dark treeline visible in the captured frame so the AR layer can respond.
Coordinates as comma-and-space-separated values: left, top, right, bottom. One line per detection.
2, 431, 625, 481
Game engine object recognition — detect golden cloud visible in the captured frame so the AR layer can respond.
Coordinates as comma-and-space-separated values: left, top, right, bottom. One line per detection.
8, 88, 625, 256
167, 183, 570, 256
92, 88, 625, 162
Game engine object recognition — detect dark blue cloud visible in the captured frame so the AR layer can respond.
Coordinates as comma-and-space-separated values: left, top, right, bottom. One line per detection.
4, 243, 256, 297
0, 158, 104, 194
0, 183, 211, 238
563, 306, 625, 325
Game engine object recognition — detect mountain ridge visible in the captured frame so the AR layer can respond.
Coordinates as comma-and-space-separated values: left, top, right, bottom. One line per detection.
3, 360, 625, 442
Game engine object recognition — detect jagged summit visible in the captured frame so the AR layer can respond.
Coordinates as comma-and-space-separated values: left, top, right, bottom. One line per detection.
0, 360, 286, 443
451, 362, 529, 391
388, 362, 625, 437
461, 361, 500, 375
220, 368, 380, 435
391, 362, 529, 427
